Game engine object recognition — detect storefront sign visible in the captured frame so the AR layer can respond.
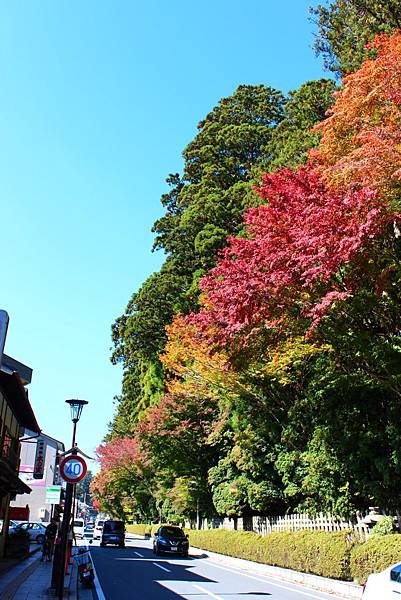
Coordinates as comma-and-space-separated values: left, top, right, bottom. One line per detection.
33, 437, 47, 479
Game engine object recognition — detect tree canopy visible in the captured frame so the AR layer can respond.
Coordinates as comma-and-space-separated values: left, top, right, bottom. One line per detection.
95, 6, 401, 524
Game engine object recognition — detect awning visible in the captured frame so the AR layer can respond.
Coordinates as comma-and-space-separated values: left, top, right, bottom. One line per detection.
0, 371, 40, 433
7, 472, 31, 496
0, 465, 31, 498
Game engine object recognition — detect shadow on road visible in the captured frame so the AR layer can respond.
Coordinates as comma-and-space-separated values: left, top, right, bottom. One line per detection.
90, 541, 224, 599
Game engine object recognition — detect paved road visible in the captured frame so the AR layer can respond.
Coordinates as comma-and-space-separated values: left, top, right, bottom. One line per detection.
87, 535, 347, 600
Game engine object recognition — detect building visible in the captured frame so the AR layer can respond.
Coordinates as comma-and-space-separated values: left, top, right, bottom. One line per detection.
0, 361, 40, 557
10, 431, 65, 522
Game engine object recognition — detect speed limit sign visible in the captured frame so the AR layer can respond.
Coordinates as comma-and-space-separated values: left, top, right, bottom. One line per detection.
60, 455, 87, 484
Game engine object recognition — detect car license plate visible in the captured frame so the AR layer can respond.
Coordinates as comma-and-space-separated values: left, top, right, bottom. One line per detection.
170, 547, 178, 551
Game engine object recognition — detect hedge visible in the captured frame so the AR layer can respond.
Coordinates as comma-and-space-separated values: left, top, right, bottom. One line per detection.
350, 534, 401, 584
126, 523, 401, 584
126, 524, 152, 536
187, 528, 354, 580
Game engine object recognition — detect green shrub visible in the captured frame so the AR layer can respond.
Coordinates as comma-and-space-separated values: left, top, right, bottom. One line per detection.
187, 529, 355, 580
126, 524, 152, 536
370, 516, 395, 536
350, 534, 401, 584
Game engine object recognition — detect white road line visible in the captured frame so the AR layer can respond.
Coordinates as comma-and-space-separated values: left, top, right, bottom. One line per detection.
192, 584, 224, 600
89, 551, 107, 600
204, 562, 342, 600
134, 551, 144, 557
152, 562, 171, 572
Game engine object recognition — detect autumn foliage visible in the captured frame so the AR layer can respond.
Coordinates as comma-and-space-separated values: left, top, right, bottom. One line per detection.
196, 166, 394, 343
313, 32, 401, 199
97, 31, 401, 521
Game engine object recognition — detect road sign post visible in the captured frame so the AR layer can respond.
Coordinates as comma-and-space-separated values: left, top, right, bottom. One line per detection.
54, 453, 87, 598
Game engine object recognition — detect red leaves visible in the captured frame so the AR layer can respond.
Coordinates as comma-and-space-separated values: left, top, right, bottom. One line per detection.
96, 436, 145, 471
195, 166, 392, 344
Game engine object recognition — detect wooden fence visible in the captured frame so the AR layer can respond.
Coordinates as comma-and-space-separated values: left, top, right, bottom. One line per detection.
191, 512, 372, 540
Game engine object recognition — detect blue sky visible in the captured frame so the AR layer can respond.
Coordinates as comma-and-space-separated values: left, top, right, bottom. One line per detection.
0, 1, 326, 471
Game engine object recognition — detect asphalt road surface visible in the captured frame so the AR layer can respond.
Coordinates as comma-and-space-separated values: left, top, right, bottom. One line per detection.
86, 535, 347, 600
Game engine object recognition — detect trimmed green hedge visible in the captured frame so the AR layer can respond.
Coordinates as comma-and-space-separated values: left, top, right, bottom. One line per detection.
127, 524, 401, 584
187, 529, 354, 580
350, 534, 401, 584
126, 524, 152, 536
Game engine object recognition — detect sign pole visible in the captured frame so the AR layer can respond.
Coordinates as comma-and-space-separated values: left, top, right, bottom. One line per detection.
56, 479, 74, 599
53, 451, 87, 598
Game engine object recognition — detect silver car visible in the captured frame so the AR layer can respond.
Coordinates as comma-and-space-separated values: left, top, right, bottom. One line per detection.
13, 521, 47, 544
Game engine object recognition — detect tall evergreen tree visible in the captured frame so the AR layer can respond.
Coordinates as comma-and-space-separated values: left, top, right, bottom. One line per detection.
311, 0, 401, 76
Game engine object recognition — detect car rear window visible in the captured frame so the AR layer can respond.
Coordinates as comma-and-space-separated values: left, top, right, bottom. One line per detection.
391, 565, 401, 582
96, 521, 104, 528
73, 520, 84, 527
103, 521, 124, 533
160, 526, 185, 538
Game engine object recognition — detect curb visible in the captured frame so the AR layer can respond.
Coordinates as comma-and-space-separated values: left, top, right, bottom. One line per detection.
0, 550, 41, 600
189, 546, 363, 600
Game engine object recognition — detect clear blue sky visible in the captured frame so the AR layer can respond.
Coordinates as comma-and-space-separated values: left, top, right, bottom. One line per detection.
0, 1, 326, 471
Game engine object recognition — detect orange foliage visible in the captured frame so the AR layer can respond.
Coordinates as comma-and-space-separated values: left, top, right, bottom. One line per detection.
161, 314, 239, 398
313, 32, 401, 199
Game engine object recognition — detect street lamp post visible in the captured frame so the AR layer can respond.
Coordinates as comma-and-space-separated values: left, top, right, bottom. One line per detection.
53, 399, 88, 599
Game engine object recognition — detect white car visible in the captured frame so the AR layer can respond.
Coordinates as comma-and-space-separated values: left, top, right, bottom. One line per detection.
73, 518, 85, 539
93, 520, 104, 540
363, 561, 401, 598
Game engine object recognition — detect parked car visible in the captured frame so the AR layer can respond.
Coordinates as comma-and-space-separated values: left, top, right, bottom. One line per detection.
93, 520, 104, 540
0, 519, 18, 534
363, 561, 401, 598
11, 522, 47, 544
153, 525, 189, 557
100, 520, 125, 547
73, 519, 85, 539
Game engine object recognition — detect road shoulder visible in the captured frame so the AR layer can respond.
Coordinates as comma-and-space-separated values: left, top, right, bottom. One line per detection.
188, 545, 363, 600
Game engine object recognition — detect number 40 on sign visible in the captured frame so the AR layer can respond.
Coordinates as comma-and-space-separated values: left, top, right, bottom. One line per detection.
60, 456, 87, 484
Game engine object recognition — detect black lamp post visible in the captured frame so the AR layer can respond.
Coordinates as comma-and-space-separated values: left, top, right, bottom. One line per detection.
66, 398, 88, 447
53, 399, 88, 599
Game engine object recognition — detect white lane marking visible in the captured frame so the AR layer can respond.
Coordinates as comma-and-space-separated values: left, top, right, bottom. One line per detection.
134, 551, 144, 557
192, 584, 224, 600
203, 562, 343, 600
89, 551, 107, 600
152, 562, 171, 572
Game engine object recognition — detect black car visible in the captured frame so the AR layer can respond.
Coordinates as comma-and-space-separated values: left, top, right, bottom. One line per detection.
153, 525, 189, 557
100, 520, 125, 547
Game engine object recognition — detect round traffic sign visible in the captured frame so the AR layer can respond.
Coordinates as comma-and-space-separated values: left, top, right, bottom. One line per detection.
60, 455, 87, 484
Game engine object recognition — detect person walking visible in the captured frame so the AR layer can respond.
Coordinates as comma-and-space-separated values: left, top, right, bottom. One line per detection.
44, 519, 58, 561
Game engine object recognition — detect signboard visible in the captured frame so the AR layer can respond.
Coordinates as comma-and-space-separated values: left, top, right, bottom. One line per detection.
19, 464, 46, 487
0, 310, 9, 367
60, 455, 87, 484
33, 437, 47, 479
45, 485, 62, 504
9, 506, 30, 521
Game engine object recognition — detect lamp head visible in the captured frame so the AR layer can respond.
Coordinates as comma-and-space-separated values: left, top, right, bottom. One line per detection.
65, 398, 88, 423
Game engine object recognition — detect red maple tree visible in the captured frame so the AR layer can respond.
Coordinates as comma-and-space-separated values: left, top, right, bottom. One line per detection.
195, 166, 393, 343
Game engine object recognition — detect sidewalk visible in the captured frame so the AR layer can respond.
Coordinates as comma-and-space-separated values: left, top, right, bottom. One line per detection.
0, 546, 81, 600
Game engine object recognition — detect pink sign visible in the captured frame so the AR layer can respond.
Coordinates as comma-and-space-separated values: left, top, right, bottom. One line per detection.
19, 465, 46, 487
